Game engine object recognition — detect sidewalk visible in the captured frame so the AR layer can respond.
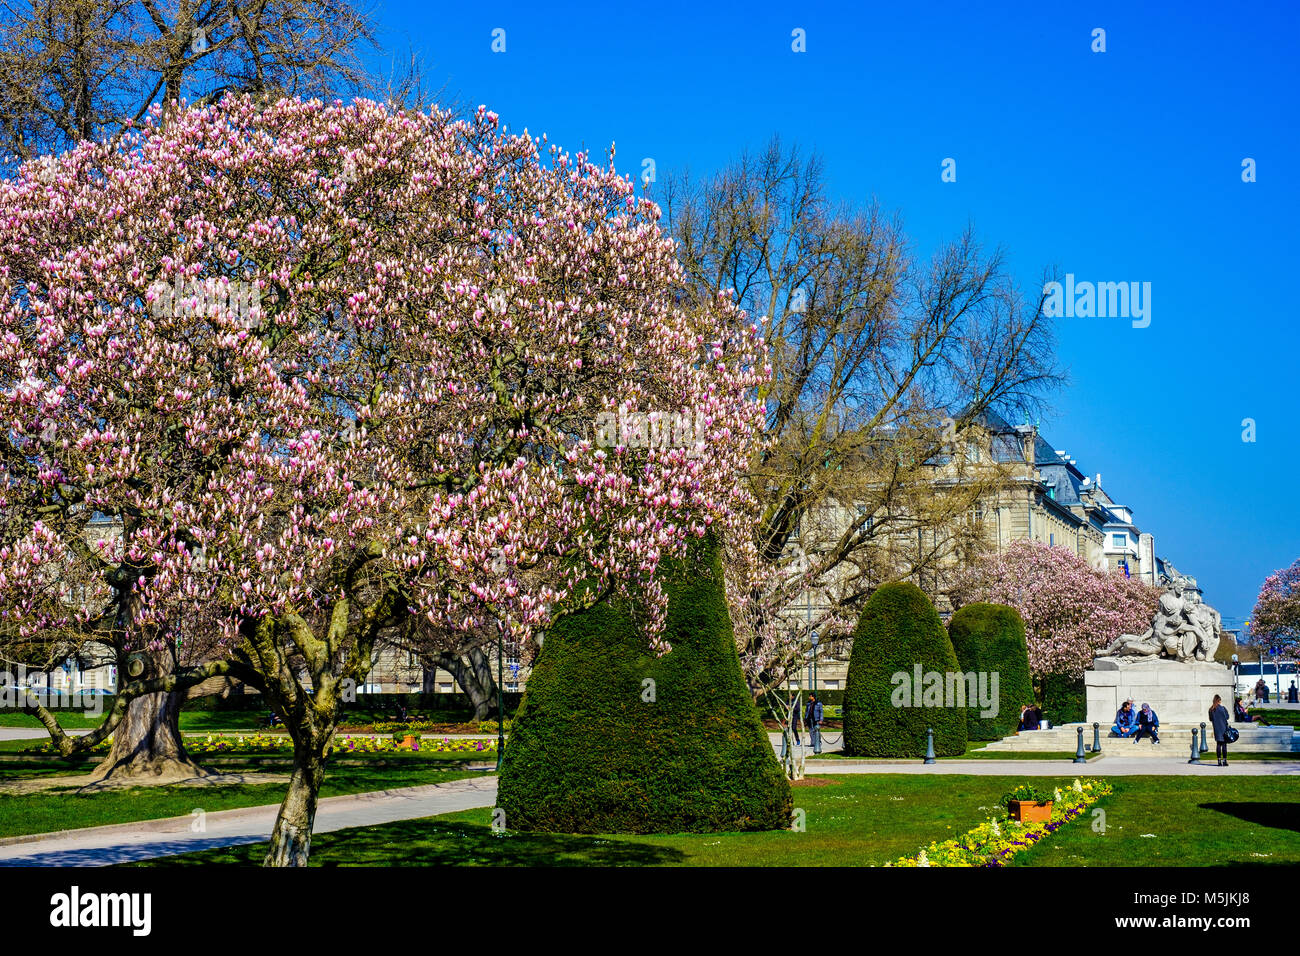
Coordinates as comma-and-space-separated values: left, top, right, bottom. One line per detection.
0, 775, 498, 867
806, 756, 1300, 776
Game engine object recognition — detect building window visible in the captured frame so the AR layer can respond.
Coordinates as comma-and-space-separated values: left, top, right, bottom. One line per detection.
1112, 533, 1127, 549
1049, 533, 1055, 546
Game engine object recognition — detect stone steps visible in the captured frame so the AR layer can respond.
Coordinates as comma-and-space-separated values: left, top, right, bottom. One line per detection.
978, 722, 1298, 755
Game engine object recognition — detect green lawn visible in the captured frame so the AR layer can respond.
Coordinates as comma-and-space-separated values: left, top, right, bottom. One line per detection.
138, 774, 1071, 867
1250, 709, 1300, 728
133, 773, 1300, 867
0, 710, 267, 731
1010, 776, 1300, 867
0, 763, 484, 839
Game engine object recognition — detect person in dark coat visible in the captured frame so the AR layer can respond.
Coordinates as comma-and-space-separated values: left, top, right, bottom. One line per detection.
805, 694, 824, 754
1209, 694, 1231, 766
1133, 702, 1159, 744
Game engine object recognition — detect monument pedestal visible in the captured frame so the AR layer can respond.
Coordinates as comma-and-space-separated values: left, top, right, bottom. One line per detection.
1086, 657, 1235, 725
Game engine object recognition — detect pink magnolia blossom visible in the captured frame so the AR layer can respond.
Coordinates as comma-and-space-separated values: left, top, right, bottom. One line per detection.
955, 541, 1160, 678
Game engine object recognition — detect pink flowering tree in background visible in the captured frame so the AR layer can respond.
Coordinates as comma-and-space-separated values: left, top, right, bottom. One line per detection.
0, 95, 766, 865
1250, 559, 1300, 660
955, 541, 1160, 689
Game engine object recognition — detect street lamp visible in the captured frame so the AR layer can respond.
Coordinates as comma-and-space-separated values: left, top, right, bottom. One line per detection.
811, 632, 819, 695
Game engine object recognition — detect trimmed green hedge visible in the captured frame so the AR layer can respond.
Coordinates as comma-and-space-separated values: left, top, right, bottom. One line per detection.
497, 536, 792, 834
947, 603, 1033, 741
1041, 673, 1086, 725
843, 582, 967, 757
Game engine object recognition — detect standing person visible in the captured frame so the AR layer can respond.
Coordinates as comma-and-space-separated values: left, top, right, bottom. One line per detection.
1209, 694, 1231, 766
805, 693, 824, 754
1254, 678, 1268, 704
789, 694, 802, 746
1133, 702, 1160, 745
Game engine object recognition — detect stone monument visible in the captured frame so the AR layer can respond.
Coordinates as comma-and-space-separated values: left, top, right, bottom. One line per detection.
1086, 579, 1235, 725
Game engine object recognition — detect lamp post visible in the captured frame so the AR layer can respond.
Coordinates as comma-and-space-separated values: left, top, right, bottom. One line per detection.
811, 632, 819, 695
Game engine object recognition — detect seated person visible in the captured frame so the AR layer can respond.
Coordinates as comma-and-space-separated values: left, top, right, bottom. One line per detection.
1018, 704, 1041, 731
1111, 700, 1137, 737
1234, 697, 1253, 722
1133, 702, 1160, 744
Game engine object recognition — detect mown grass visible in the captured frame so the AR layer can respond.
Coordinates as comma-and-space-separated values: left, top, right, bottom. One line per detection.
138, 775, 1063, 867
137, 773, 1300, 868
1011, 776, 1300, 866
0, 710, 267, 731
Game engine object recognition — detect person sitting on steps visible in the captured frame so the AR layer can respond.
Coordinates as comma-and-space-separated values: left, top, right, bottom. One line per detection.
1132, 702, 1160, 745
1112, 699, 1137, 738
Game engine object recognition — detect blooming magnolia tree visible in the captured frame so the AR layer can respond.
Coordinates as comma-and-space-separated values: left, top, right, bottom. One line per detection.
955, 541, 1159, 681
1250, 559, 1300, 659
0, 95, 767, 864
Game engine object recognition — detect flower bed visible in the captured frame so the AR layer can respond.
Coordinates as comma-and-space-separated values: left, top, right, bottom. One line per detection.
890, 778, 1112, 867
26, 733, 498, 756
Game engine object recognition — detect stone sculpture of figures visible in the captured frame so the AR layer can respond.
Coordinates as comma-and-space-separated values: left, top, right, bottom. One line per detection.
1097, 581, 1223, 662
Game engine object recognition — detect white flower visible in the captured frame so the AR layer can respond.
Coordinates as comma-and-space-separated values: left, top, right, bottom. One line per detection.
917, 850, 930, 867
1072, 778, 1083, 792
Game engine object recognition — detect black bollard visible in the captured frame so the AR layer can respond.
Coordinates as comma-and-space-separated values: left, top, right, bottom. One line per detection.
1187, 729, 1201, 765
1093, 722, 1102, 754
923, 727, 936, 764
1074, 726, 1087, 764
1199, 723, 1209, 754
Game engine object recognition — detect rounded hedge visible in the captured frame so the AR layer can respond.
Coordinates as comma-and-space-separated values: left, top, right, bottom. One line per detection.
497, 535, 792, 834
843, 581, 967, 757
1041, 672, 1086, 725
947, 602, 1033, 740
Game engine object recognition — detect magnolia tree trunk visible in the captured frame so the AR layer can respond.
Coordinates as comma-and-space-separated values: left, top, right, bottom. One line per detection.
88, 649, 206, 783
428, 648, 499, 720
265, 731, 331, 867
89, 688, 203, 782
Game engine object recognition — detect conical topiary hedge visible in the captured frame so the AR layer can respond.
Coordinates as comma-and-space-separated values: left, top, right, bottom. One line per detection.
947, 602, 1033, 740
496, 535, 792, 834
843, 581, 967, 757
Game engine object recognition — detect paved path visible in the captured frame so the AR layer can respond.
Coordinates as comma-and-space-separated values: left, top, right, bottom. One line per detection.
806, 756, 1300, 775
0, 775, 498, 867
0, 728, 91, 741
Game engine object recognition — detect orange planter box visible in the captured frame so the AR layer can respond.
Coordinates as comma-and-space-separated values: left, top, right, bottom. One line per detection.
1008, 800, 1053, 823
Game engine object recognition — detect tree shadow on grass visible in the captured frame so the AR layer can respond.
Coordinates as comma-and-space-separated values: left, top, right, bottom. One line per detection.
1200, 802, 1300, 833
146, 817, 690, 867
315, 819, 689, 867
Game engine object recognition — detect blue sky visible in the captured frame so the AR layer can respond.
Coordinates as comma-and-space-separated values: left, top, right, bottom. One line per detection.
368, 0, 1299, 628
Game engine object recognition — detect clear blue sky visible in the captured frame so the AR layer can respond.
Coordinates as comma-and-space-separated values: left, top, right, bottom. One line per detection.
367, 0, 1299, 628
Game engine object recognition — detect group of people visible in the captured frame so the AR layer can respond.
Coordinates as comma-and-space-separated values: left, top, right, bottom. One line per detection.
1110, 699, 1162, 744
1250, 678, 1300, 704
1017, 704, 1042, 731
785, 693, 825, 754
1111, 695, 1236, 765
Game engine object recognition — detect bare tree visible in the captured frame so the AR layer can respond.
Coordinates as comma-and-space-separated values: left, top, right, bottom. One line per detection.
662, 138, 1062, 691
0, 0, 377, 163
